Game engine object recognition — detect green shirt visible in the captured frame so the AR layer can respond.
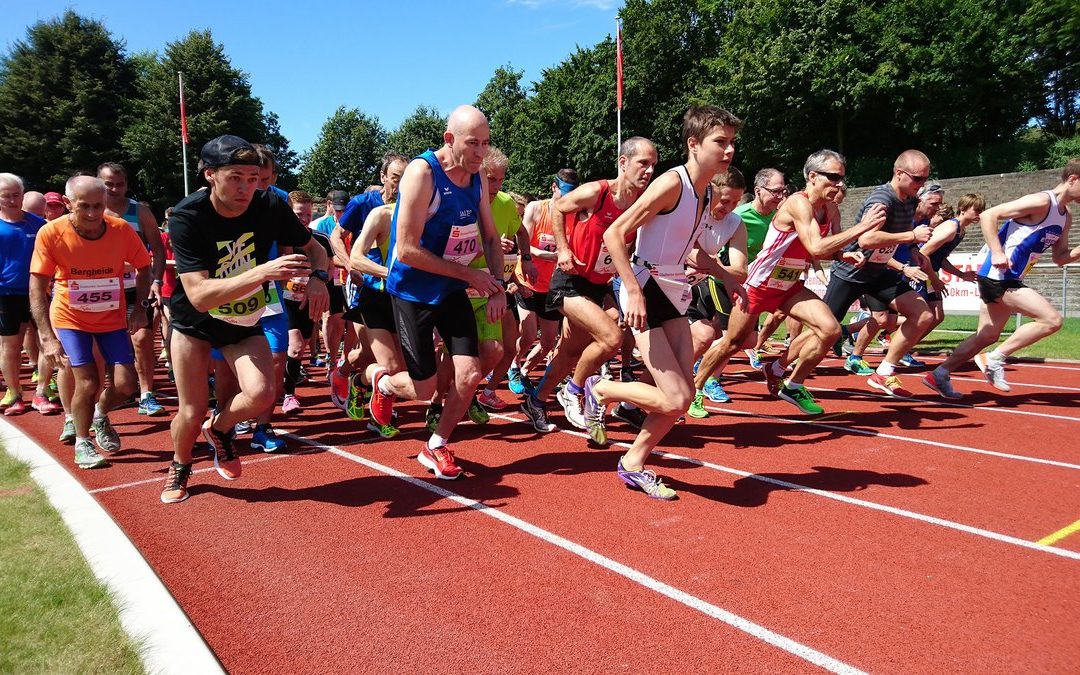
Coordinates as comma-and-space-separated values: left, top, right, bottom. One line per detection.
470, 191, 522, 305
733, 202, 775, 263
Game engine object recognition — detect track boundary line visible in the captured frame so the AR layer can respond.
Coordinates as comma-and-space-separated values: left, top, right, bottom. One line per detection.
1037, 518, 1080, 546
486, 413, 1080, 562
280, 432, 867, 675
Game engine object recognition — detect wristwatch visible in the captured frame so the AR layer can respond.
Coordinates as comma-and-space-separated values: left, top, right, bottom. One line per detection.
309, 269, 330, 283
140, 299, 154, 308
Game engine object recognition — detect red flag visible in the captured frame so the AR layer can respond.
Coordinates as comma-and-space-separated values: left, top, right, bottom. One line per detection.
616, 22, 624, 110
179, 74, 189, 145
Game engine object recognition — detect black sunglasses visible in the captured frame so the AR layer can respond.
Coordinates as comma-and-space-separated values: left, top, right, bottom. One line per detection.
815, 170, 846, 183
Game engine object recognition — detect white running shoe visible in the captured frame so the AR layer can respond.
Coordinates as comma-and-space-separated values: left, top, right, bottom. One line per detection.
974, 352, 1011, 392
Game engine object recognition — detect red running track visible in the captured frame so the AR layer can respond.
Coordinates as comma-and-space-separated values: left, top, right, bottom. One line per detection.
5, 354, 1080, 673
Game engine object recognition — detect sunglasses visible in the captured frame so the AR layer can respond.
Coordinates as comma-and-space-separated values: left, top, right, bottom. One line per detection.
899, 169, 929, 184
815, 170, 846, 183
758, 185, 786, 198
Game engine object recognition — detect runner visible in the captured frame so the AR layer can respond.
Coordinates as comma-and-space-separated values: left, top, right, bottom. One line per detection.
364, 105, 505, 480
0, 173, 58, 416
29, 176, 151, 469
924, 159, 1080, 398
98, 162, 168, 416
160, 135, 328, 503
510, 169, 578, 395
331, 153, 408, 268
579, 106, 740, 499
309, 190, 350, 375
733, 169, 785, 369
822, 149, 936, 397
695, 150, 886, 415
519, 136, 657, 436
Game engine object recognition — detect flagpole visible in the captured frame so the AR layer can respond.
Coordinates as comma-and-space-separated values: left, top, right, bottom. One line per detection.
178, 72, 190, 195
616, 18, 623, 161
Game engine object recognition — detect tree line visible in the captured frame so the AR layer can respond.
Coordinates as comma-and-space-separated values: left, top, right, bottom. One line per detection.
2, 2, 1076, 213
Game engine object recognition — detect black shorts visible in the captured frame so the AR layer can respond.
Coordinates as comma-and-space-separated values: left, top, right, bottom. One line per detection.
171, 317, 263, 349
327, 284, 346, 315
284, 298, 315, 339
516, 289, 562, 322
687, 278, 733, 329
859, 293, 898, 315
0, 294, 31, 336
123, 288, 155, 326
825, 274, 912, 320
636, 276, 685, 330
977, 276, 1024, 304
344, 285, 397, 333
392, 291, 478, 381
546, 269, 609, 312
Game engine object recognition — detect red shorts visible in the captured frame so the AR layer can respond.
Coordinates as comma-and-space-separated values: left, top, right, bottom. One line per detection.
737, 282, 805, 316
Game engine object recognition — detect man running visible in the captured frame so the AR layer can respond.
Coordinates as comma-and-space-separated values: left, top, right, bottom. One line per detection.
924, 159, 1080, 398
161, 135, 328, 503
735, 169, 786, 370
364, 105, 504, 480
519, 137, 657, 436
695, 150, 886, 415
30, 176, 151, 469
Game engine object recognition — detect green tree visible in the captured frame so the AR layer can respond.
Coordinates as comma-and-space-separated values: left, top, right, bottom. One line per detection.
0, 11, 135, 188
121, 30, 271, 209
263, 111, 299, 190
1022, 0, 1079, 138
386, 105, 445, 159
298, 106, 388, 197
474, 65, 527, 155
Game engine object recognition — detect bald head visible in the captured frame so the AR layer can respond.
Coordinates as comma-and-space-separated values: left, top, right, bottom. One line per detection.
894, 149, 930, 172
23, 191, 46, 217
447, 105, 489, 137
65, 175, 106, 201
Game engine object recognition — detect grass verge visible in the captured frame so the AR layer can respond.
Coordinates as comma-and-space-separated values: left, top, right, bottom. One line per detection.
0, 446, 144, 673
914, 315, 1080, 361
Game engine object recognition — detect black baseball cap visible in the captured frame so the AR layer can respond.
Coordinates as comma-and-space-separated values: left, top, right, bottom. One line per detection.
328, 190, 349, 209
200, 135, 260, 169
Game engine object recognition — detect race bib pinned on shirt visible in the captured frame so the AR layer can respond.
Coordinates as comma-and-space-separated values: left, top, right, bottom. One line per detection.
502, 254, 519, 282
765, 257, 806, 291
282, 277, 307, 302
538, 233, 557, 253
69, 277, 121, 313
444, 223, 481, 266
869, 245, 898, 264
209, 288, 268, 327
592, 241, 616, 275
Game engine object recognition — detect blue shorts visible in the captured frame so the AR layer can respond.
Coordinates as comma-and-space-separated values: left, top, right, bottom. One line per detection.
211, 310, 289, 361
56, 328, 134, 368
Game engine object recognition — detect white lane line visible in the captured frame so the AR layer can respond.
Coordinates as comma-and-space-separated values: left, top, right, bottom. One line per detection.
89, 453, 294, 494
0, 418, 224, 675
946, 375, 1080, 392
705, 405, 1080, 471
280, 432, 866, 675
488, 413, 1080, 562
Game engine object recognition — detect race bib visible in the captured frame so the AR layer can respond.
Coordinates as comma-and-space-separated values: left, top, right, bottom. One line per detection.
592, 242, 615, 275
122, 265, 137, 290
444, 223, 480, 266
650, 266, 693, 314
282, 277, 307, 302
333, 266, 347, 286
209, 288, 267, 326
765, 257, 806, 291
869, 245, 897, 263
502, 254, 519, 282
538, 233, 557, 253
69, 277, 121, 313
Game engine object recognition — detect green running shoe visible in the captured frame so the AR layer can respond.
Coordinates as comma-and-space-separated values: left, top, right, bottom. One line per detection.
366, 421, 400, 439
467, 396, 489, 425
58, 417, 77, 444
345, 373, 368, 421
425, 405, 442, 433
844, 356, 873, 376
778, 383, 824, 415
687, 391, 709, 419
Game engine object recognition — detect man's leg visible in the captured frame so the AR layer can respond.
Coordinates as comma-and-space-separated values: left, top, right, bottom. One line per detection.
992, 287, 1063, 356
218, 336, 277, 431
783, 294, 842, 386
563, 296, 622, 390
168, 331, 213, 466
0, 328, 27, 408
693, 302, 756, 392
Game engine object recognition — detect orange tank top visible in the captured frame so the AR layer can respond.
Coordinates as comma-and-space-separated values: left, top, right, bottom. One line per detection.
518, 199, 561, 293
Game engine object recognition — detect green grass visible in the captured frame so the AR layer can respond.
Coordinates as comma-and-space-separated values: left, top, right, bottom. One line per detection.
914, 315, 1080, 361
0, 447, 144, 674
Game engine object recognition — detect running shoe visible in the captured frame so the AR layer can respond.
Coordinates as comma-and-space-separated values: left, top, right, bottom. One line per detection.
583, 375, 607, 445
366, 421, 400, 439
74, 439, 108, 469
974, 352, 1011, 392
203, 417, 240, 480
346, 373, 368, 421
744, 349, 764, 370
477, 389, 509, 412
91, 416, 121, 452
898, 352, 926, 368
878, 333, 892, 349
520, 396, 556, 433
611, 403, 647, 430
2, 398, 25, 417
251, 424, 286, 453
556, 385, 587, 430
31, 369, 39, 384
831, 337, 844, 358
616, 459, 677, 500
922, 370, 963, 400
619, 364, 637, 383
47, 376, 59, 402
845, 356, 874, 375
599, 361, 612, 381
138, 392, 166, 416
368, 368, 395, 426
867, 373, 913, 398
425, 404, 442, 433
763, 364, 784, 397
160, 461, 192, 504
58, 417, 76, 444
32, 394, 61, 415
778, 383, 824, 415
417, 444, 463, 480
702, 378, 730, 403
234, 419, 253, 435
297, 366, 309, 385
507, 367, 527, 395
687, 391, 709, 419
467, 396, 490, 424
329, 367, 349, 409
841, 336, 855, 357
281, 394, 302, 415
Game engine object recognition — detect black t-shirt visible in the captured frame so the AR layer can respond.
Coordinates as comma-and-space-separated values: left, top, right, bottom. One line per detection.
832, 183, 917, 283
168, 189, 312, 329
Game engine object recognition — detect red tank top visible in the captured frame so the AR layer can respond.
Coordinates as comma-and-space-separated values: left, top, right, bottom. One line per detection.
519, 199, 560, 293
569, 180, 631, 285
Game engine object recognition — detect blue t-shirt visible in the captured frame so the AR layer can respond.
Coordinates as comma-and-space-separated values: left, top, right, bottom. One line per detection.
310, 214, 337, 238
338, 191, 385, 236
268, 185, 290, 203
0, 211, 46, 294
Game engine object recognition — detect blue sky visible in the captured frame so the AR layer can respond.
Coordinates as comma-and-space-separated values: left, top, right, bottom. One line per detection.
1, 0, 622, 154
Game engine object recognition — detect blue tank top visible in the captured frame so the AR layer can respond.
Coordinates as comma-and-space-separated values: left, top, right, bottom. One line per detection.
385, 150, 483, 304
977, 190, 1066, 281
924, 219, 964, 272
